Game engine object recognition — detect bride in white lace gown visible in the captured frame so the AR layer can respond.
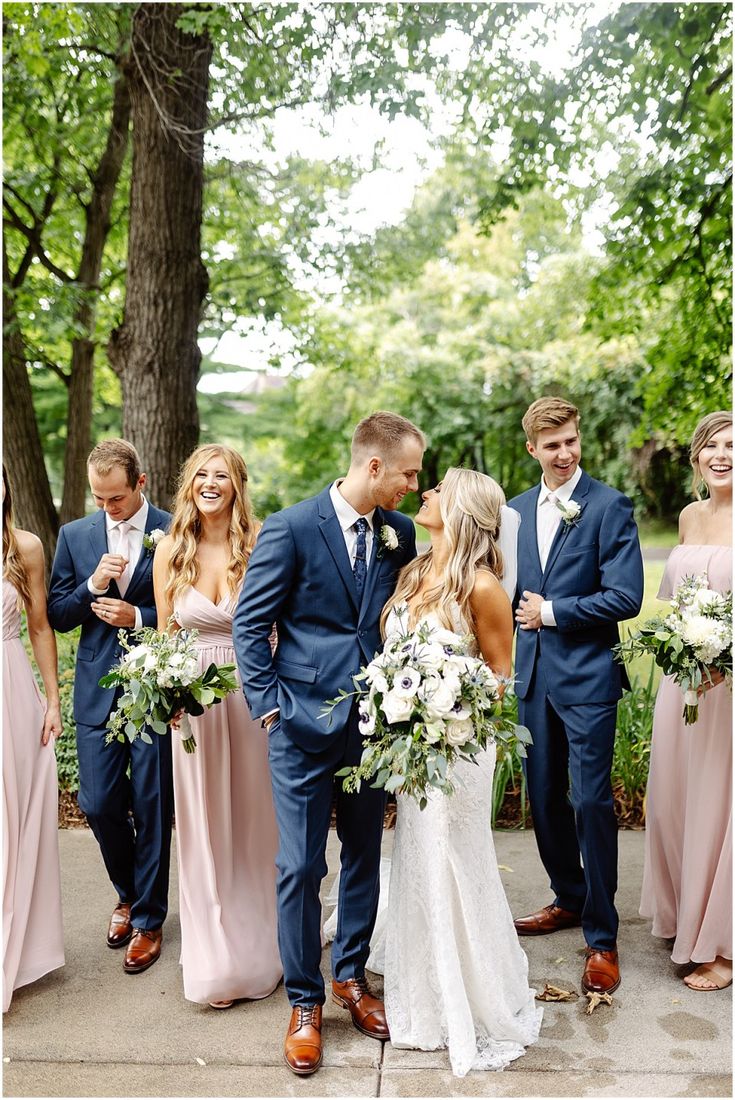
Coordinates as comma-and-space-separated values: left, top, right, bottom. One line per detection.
381, 469, 542, 1076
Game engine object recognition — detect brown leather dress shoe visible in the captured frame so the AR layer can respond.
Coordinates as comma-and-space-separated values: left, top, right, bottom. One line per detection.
514, 903, 582, 936
284, 1005, 323, 1076
123, 928, 162, 974
332, 976, 390, 1040
106, 903, 133, 949
582, 947, 620, 994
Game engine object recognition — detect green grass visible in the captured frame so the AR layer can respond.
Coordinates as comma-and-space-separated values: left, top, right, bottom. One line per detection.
620, 559, 666, 686
638, 517, 678, 548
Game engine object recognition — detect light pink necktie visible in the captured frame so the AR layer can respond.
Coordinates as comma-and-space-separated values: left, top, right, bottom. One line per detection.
116, 521, 132, 596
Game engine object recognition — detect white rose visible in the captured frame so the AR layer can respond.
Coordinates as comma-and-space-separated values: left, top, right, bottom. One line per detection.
381, 525, 399, 551
691, 588, 726, 613
562, 500, 581, 520
371, 672, 389, 695
445, 718, 473, 746
381, 689, 414, 724
123, 643, 150, 666
424, 680, 458, 719
414, 642, 446, 671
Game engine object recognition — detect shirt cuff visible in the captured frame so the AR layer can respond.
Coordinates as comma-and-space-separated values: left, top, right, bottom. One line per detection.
133, 607, 143, 631
87, 578, 109, 596
541, 600, 556, 627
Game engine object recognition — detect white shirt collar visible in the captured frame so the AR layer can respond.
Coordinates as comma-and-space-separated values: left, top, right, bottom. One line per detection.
330, 481, 375, 532
104, 495, 149, 533
539, 466, 583, 505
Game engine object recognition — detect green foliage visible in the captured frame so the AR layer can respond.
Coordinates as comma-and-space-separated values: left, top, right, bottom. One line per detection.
612, 667, 656, 827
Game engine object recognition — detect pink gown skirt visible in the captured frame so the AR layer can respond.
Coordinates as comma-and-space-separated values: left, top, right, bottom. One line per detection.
3, 582, 64, 1012
173, 586, 281, 1003
640, 545, 732, 964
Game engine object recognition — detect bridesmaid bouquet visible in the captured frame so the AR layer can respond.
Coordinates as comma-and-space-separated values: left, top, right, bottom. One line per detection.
100, 626, 239, 752
615, 573, 732, 724
324, 604, 531, 808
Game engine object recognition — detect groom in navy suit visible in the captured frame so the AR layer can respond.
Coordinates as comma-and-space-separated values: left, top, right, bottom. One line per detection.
235, 411, 424, 1076
508, 397, 643, 995
48, 439, 172, 974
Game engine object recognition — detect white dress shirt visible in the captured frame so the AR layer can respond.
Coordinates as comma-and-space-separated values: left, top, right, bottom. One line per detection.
88, 497, 149, 630
329, 481, 376, 569
535, 466, 583, 627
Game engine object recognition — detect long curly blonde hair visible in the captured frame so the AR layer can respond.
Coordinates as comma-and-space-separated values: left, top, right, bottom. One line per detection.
2, 465, 31, 608
381, 467, 506, 635
164, 444, 257, 609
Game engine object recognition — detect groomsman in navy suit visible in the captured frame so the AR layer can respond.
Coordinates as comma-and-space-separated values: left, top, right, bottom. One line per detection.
48, 439, 172, 974
235, 411, 424, 1076
508, 397, 643, 995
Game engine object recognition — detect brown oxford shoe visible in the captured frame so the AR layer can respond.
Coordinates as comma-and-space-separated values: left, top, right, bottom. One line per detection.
332, 976, 390, 1040
284, 1005, 323, 1076
106, 902, 133, 949
514, 903, 582, 936
123, 927, 162, 974
582, 946, 621, 994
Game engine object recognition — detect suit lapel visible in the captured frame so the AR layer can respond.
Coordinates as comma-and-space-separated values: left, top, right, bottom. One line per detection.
520, 488, 543, 579
542, 472, 591, 582
126, 505, 162, 598
317, 489, 359, 612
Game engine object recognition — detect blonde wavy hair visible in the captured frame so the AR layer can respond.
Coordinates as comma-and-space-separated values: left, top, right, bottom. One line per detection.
381, 467, 506, 635
164, 444, 257, 608
689, 410, 732, 498
2, 465, 32, 608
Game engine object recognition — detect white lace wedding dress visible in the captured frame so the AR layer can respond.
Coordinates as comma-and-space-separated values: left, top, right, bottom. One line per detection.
383, 604, 542, 1077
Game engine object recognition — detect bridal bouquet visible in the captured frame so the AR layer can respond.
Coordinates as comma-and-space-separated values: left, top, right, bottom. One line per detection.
325, 605, 531, 808
615, 573, 732, 725
100, 626, 239, 753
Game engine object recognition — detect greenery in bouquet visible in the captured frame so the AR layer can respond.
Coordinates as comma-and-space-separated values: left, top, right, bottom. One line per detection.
99, 625, 239, 753
615, 573, 732, 725
325, 605, 531, 809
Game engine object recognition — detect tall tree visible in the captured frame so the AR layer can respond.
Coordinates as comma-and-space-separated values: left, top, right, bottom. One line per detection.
108, 3, 211, 506
3, 4, 132, 553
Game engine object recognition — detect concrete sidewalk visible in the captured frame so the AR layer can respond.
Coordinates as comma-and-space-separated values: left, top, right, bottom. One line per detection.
3, 828, 731, 1098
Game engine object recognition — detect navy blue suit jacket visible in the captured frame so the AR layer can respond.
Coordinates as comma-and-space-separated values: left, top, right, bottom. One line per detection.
48, 504, 171, 727
508, 472, 643, 705
234, 486, 416, 752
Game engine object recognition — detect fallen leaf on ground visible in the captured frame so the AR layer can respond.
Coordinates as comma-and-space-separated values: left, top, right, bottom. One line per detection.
3, 1057, 9, 1064
195, 1057, 206, 1066
552, 957, 566, 965
671, 998, 681, 1004
498, 864, 514, 873
536, 983, 578, 1002
585, 991, 614, 1014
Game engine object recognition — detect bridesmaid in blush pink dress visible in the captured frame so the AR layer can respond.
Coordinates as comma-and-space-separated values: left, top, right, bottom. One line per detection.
640, 412, 732, 992
2, 467, 64, 1011
153, 445, 281, 1008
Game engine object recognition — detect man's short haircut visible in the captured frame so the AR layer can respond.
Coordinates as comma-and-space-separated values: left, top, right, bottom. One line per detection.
522, 397, 580, 446
87, 438, 142, 489
351, 411, 425, 462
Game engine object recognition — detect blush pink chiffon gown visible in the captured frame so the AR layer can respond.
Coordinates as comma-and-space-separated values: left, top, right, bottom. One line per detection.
3, 581, 64, 1012
173, 586, 281, 1004
640, 544, 732, 965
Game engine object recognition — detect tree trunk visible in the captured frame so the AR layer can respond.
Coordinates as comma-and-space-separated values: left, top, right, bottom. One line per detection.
2, 245, 59, 567
59, 64, 132, 526
108, 4, 211, 509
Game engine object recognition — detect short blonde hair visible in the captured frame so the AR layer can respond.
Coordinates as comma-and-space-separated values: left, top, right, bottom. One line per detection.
88, 439, 142, 488
522, 397, 580, 446
689, 411, 732, 498
351, 411, 425, 462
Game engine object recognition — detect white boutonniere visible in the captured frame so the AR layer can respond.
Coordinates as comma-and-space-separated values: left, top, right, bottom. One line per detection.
556, 499, 582, 527
143, 529, 166, 555
377, 524, 402, 558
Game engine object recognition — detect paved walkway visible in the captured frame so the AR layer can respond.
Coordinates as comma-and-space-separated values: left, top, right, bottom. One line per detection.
4, 828, 731, 1098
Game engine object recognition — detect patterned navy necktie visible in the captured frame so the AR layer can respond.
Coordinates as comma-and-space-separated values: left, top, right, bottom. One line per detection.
353, 517, 369, 599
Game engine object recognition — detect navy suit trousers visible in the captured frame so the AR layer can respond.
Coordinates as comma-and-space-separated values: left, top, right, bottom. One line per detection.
76, 721, 174, 930
267, 704, 385, 1005
519, 663, 619, 951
